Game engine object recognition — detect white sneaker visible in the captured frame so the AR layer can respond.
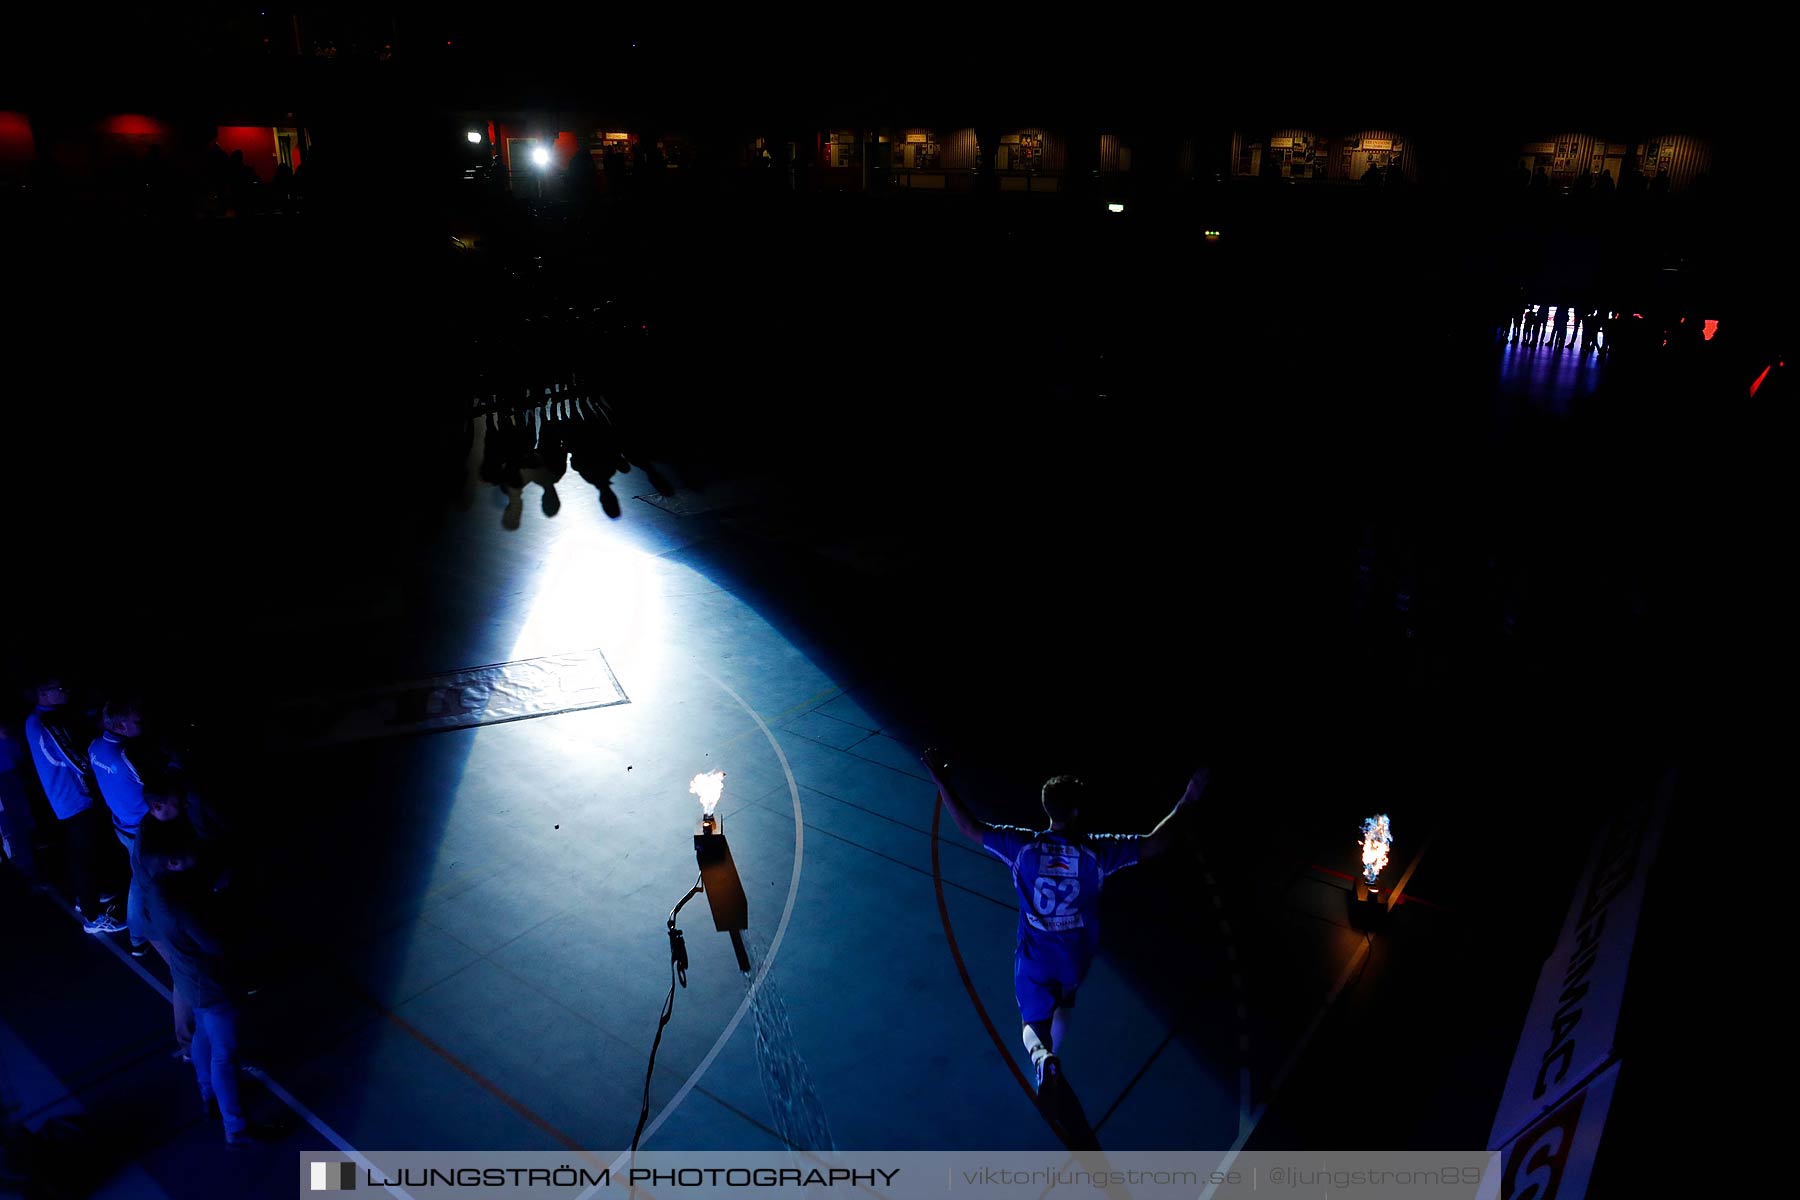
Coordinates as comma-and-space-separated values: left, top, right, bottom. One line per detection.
84, 907, 126, 935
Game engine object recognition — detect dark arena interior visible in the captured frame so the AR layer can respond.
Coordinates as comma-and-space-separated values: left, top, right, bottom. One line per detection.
0, 15, 1784, 1200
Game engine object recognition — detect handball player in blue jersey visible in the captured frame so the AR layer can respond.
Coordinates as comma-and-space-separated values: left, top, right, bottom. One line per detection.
924, 749, 1210, 1095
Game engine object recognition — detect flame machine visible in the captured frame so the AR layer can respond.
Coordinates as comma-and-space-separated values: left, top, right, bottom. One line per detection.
633, 769, 753, 1154
686, 769, 750, 970
1352, 813, 1394, 920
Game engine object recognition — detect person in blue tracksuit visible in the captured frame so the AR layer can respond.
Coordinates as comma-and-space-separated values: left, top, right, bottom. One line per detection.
23, 677, 123, 932
924, 749, 1209, 1094
90, 697, 155, 953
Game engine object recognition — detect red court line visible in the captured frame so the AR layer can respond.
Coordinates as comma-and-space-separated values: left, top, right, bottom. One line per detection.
930, 800, 1079, 1151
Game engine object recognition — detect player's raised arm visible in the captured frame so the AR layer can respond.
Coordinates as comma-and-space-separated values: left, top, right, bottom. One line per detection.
1140, 767, 1210, 860
922, 747, 990, 842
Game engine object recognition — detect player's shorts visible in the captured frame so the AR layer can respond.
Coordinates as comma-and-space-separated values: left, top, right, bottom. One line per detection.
1014, 940, 1093, 1025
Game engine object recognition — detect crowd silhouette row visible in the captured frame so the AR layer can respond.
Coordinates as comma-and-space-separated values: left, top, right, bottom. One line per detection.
455, 370, 674, 528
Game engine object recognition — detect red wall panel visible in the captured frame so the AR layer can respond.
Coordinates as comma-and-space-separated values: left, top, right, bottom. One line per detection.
215, 125, 277, 183
0, 111, 34, 172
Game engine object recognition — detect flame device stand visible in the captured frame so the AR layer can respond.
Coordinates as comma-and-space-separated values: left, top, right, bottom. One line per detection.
1348, 879, 1388, 931
632, 812, 754, 1153
695, 813, 751, 972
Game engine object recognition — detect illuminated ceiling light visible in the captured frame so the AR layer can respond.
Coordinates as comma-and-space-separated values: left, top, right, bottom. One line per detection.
1107, 203, 1125, 213
467, 131, 483, 144
531, 146, 552, 168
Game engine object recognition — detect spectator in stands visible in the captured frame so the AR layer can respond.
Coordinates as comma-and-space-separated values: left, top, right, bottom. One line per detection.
270, 162, 293, 210
565, 148, 599, 204
226, 149, 259, 215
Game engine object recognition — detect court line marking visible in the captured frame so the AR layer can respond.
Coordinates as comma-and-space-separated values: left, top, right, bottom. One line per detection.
1193, 846, 1254, 1138
791, 779, 1021, 867
741, 787, 1015, 910
1196, 932, 1374, 1200
1384, 831, 1436, 912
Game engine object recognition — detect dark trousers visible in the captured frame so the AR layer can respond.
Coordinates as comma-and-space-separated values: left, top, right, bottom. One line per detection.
61, 806, 124, 913
62, 805, 102, 912
190, 999, 245, 1139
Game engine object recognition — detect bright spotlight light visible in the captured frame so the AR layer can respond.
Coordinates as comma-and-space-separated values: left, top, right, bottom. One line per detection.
1107, 202, 1125, 213
467, 131, 483, 144
531, 146, 551, 168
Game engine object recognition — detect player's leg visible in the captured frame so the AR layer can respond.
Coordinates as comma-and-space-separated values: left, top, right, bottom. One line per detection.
1015, 951, 1061, 1092
1038, 950, 1090, 1086
1024, 1014, 1061, 1095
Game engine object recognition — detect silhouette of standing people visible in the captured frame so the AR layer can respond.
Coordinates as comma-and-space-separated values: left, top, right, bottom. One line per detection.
226, 149, 258, 214
565, 147, 599, 206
